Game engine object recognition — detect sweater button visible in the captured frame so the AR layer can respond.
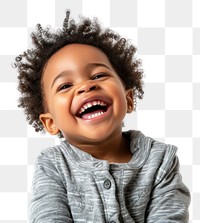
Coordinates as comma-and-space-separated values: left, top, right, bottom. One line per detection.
103, 179, 111, 189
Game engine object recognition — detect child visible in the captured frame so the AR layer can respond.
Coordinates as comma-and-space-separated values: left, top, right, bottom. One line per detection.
15, 10, 190, 223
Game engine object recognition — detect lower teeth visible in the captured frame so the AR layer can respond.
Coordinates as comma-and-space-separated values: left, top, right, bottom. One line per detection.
88, 111, 104, 119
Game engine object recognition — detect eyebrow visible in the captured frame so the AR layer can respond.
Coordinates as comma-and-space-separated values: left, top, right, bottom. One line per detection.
51, 62, 112, 89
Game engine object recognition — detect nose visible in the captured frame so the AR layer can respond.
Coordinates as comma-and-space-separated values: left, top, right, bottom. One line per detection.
76, 82, 98, 95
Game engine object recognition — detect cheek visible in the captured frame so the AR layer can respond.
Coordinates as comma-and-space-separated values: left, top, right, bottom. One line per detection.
50, 95, 71, 118
110, 84, 128, 115
117, 94, 128, 112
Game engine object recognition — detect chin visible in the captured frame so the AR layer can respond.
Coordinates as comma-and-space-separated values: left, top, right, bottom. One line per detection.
84, 128, 122, 143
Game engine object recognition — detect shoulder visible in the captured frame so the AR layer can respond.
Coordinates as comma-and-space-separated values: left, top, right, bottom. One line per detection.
129, 130, 179, 175
137, 132, 181, 186
147, 138, 180, 185
150, 139, 178, 164
133, 130, 177, 158
35, 140, 71, 171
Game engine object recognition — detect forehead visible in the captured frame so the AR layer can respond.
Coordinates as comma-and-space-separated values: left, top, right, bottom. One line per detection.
44, 43, 112, 73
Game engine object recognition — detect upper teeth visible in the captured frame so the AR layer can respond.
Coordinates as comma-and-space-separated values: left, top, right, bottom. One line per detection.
79, 100, 107, 114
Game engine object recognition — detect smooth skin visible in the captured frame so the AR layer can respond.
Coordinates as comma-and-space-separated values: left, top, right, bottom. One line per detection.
40, 44, 134, 163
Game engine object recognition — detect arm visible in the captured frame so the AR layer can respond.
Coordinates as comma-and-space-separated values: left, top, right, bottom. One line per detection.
29, 150, 73, 223
146, 151, 191, 222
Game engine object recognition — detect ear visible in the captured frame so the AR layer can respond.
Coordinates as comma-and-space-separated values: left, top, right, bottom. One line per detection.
125, 89, 134, 113
39, 113, 60, 135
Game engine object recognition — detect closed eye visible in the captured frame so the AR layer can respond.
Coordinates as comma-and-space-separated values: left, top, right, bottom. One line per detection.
58, 83, 73, 92
92, 73, 108, 80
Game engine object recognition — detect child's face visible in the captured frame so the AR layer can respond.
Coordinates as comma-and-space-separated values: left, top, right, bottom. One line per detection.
40, 44, 133, 145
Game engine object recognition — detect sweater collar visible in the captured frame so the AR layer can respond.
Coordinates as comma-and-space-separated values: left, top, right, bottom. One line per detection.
62, 130, 154, 170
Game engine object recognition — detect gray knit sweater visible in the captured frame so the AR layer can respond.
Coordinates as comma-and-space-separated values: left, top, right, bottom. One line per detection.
29, 130, 190, 222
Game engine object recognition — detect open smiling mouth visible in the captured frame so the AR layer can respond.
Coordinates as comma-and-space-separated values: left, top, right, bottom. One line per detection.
76, 100, 109, 120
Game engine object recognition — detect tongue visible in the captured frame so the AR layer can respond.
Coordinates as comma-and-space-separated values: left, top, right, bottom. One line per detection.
82, 109, 105, 120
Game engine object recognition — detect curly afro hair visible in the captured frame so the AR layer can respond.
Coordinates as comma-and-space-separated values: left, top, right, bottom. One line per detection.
14, 10, 144, 135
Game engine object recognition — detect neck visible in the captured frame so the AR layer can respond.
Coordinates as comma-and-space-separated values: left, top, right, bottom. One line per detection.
69, 132, 132, 163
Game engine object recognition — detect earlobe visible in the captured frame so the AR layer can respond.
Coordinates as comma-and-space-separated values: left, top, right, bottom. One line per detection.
126, 89, 134, 113
39, 113, 60, 135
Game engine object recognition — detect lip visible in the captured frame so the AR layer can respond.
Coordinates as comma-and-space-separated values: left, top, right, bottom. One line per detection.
74, 94, 112, 118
